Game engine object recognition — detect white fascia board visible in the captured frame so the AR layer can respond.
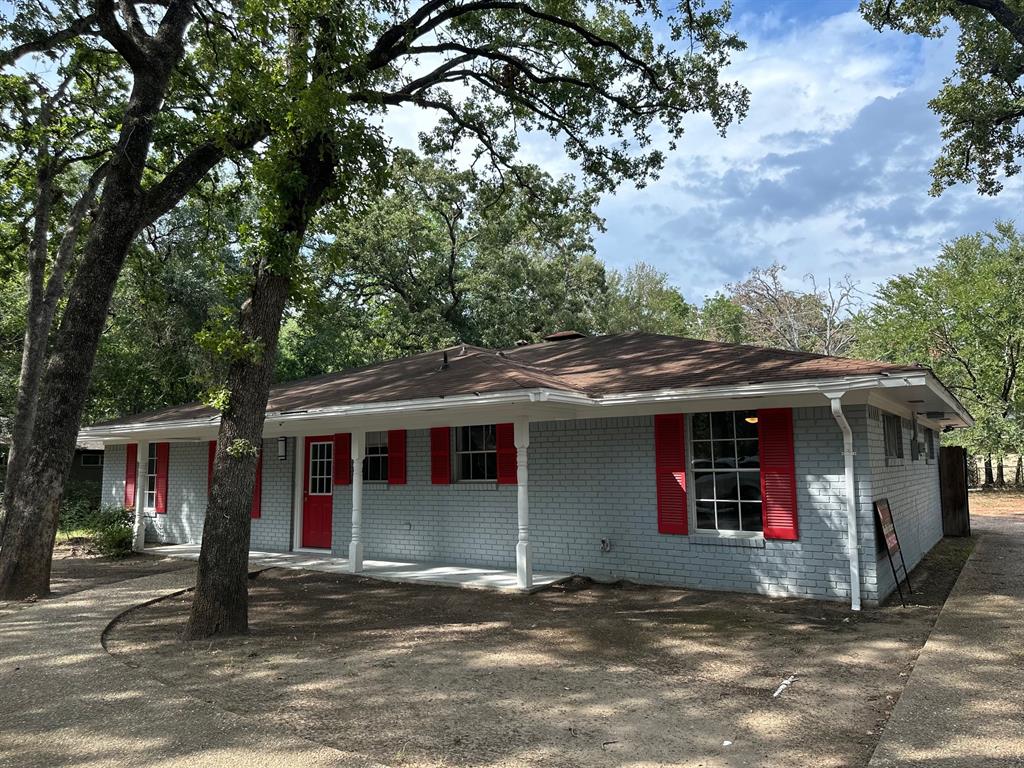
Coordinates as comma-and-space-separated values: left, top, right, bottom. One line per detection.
80, 371, 971, 443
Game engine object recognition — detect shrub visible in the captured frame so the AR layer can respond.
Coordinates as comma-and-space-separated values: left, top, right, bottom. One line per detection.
93, 520, 135, 558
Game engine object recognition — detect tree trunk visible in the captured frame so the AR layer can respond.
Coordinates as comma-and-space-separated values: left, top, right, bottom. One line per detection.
984, 454, 995, 487
0, 45, 183, 599
996, 457, 1005, 488
184, 120, 338, 638
183, 271, 291, 638
1015, 456, 1023, 487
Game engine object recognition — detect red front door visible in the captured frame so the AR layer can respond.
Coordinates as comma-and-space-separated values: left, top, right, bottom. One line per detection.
302, 436, 334, 549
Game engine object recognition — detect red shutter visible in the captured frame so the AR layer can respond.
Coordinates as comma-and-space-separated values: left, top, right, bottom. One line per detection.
207, 440, 216, 495
758, 408, 799, 541
124, 443, 138, 509
387, 430, 407, 485
154, 442, 169, 514
655, 414, 688, 534
251, 448, 263, 519
496, 423, 517, 484
333, 433, 351, 485
430, 427, 451, 484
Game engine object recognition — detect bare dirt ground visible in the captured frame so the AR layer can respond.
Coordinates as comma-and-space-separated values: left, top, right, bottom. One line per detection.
968, 488, 1024, 517
107, 537, 972, 768
0, 539, 190, 617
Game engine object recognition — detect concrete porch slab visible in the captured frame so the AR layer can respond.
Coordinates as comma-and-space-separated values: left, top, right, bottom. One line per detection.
145, 543, 572, 594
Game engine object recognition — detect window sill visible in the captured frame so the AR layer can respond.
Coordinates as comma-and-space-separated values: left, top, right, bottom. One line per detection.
690, 533, 766, 549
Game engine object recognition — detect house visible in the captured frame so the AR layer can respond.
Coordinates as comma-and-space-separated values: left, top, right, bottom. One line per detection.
81, 332, 971, 608
1, 440, 104, 503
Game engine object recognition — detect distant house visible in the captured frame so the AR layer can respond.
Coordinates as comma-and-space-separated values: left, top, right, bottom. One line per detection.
0, 441, 104, 503
81, 332, 970, 608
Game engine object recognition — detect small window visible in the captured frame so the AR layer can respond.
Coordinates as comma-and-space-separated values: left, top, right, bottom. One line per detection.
145, 443, 158, 509
910, 420, 921, 462
80, 452, 103, 467
883, 414, 904, 461
926, 428, 936, 462
691, 410, 763, 534
308, 441, 333, 495
456, 425, 497, 481
363, 431, 389, 482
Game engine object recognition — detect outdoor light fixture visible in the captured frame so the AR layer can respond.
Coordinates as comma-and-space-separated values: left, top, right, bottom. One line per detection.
744, 416, 759, 424
277, 436, 287, 461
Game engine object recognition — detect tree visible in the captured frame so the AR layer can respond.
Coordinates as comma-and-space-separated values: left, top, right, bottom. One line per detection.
697, 293, 748, 344
724, 263, 860, 355
284, 151, 610, 375
0, 1, 266, 599
604, 262, 697, 336
855, 222, 1024, 472
861, 0, 1024, 196
186, 0, 751, 637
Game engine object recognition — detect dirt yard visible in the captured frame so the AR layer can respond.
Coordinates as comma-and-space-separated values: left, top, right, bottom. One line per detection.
969, 488, 1024, 518
0, 540, 189, 616
107, 537, 972, 768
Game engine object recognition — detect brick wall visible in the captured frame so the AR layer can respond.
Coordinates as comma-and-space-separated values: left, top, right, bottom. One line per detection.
98, 406, 942, 603
101, 439, 295, 550
862, 407, 942, 602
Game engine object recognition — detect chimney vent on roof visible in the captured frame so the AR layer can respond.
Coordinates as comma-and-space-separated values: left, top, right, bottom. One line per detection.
440, 351, 449, 371
543, 330, 587, 342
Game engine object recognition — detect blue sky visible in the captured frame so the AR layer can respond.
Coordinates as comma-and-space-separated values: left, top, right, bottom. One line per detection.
586, 0, 1023, 303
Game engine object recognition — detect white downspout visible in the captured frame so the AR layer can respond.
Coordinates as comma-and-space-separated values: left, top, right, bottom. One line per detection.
826, 392, 861, 611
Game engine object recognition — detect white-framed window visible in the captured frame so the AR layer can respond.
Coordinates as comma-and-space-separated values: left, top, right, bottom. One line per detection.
80, 452, 103, 467
455, 424, 497, 481
308, 441, 333, 495
883, 414, 904, 461
690, 410, 763, 534
145, 443, 158, 509
363, 431, 389, 482
926, 427, 936, 462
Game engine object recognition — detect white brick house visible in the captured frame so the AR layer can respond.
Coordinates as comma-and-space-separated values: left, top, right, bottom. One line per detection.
83, 332, 970, 607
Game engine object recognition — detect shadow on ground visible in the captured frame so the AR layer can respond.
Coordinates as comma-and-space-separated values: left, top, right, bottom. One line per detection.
99, 536, 974, 768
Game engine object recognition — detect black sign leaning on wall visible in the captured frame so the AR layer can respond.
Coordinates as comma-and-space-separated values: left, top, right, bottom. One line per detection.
874, 498, 913, 607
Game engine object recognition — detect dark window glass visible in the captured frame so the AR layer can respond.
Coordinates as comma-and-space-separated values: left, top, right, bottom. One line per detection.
691, 411, 763, 533
456, 425, 498, 481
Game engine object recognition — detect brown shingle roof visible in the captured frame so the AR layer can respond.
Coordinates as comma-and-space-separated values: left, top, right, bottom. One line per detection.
91, 333, 925, 427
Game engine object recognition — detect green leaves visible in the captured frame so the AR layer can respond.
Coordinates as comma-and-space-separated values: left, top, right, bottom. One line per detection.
861, 0, 1024, 195
855, 222, 1024, 455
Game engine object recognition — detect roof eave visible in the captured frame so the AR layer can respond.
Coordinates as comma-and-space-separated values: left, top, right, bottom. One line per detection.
80, 370, 972, 442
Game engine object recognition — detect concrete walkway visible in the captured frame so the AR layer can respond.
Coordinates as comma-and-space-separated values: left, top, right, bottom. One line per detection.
147, 543, 571, 593
0, 568, 373, 767
869, 512, 1024, 768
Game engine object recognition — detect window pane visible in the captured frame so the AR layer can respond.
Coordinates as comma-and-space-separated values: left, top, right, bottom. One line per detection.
741, 503, 764, 532
713, 439, 736, 468
717, 502, 740, 531
696, 501, 716, 529
737, 440, 759, 468
460, 453, 471, 480
712, 411, 734, 440
692, 440, 712, 468
471, 452, 486, 479
714, 472, 739, 501
692, 412, 711, 440
735, 411, 758, 439
694, 472, 715, 500
738, 473, 761, 501
483, 425, 497, 451
486, 452, 497, 480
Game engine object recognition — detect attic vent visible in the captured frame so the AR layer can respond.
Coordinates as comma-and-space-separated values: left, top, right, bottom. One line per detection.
543, 330, 587, 342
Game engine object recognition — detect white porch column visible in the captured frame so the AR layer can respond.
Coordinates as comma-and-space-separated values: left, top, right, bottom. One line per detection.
132, 442, 147, 552
514, 419, 532, 590
349, 430, 365, 573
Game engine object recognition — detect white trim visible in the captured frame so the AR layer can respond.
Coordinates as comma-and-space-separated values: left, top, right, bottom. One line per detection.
291, 436, 304, 552
80, 370, 972, 443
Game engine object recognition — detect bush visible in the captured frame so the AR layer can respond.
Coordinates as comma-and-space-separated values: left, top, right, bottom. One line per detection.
58, 502, 136, 557
93, 520, 135, 558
